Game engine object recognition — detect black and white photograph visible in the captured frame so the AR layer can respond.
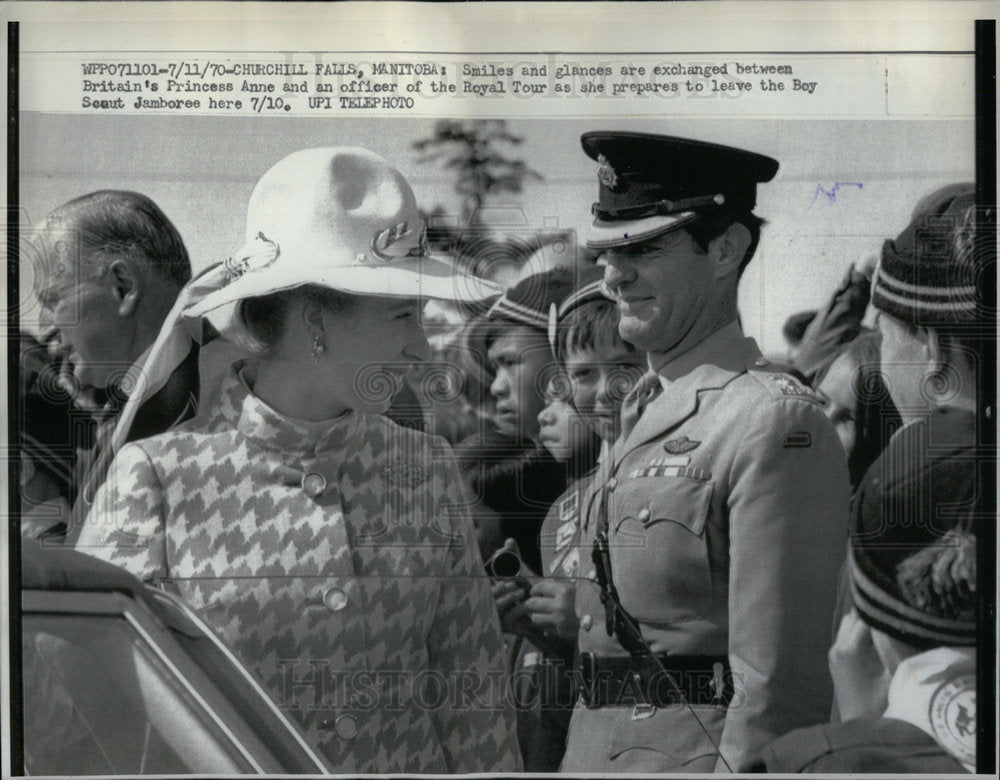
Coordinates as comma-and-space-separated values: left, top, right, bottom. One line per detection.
4, 3, 996, 776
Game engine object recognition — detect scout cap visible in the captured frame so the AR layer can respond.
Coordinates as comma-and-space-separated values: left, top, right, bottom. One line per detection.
872, 183, 979, 325
186, 147, 500, 327
462, 266, 583, 371
516, 235, 579, 282
849, 414, 978, 648
487, 266, 584, 331
545, 264, 607, 356
581, 132, 779, 250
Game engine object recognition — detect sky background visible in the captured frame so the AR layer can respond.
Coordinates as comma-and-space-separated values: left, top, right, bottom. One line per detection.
19, 114, 974, 356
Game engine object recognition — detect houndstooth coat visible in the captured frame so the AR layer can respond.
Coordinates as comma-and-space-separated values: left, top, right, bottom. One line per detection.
76, 363, 522, 773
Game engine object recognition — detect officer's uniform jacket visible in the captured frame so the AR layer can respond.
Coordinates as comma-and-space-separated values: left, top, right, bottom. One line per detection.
77, 364, 522, 774
567, 323, 849, 772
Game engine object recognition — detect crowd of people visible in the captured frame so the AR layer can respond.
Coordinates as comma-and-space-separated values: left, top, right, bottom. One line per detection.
19, 132, 987, 773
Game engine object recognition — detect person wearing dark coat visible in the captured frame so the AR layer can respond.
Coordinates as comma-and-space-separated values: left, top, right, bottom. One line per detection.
26, 191, 199, 543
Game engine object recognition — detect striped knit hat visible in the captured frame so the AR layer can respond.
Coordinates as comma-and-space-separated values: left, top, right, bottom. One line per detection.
487, 266, 583, 331
850, 409, 978, 648
872, 183, 979, 325
461, 267, 582, 372
546, 265, 608, 357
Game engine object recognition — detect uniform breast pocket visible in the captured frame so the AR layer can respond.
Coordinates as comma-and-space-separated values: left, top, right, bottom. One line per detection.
609, 478, 716, 624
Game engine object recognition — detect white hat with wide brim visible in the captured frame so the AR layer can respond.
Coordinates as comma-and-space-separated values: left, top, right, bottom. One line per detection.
185, 147, 500, 325
111, 148, 498, 453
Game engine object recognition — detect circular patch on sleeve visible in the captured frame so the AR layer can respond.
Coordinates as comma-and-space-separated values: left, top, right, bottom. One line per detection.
929, 673, 976, 768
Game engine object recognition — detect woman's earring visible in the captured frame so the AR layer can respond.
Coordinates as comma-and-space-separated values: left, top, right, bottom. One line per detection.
311, 334, 326, 360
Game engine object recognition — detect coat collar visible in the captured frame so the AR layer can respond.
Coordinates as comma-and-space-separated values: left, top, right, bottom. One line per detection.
615, 323, 762, 458
882, 646, 976, 772
219, 361, 364, 456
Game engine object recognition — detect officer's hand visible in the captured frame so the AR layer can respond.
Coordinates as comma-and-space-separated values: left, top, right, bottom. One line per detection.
492, 578, 531, 634
828, 609, 891, 721
523, 578, 579, 641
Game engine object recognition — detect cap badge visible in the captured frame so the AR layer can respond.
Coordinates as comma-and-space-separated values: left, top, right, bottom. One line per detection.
224, 232, 279, 283
928, 673, 976, 770
663, 436, 700, 454
597, 154, 618, 189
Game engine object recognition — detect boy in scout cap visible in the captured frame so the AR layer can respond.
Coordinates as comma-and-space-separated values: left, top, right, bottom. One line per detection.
459, 266, 584, 574
496, 265, 645, 771
561, 132, 850, 772
749, 184, 982, 773
750, 479, 978, 773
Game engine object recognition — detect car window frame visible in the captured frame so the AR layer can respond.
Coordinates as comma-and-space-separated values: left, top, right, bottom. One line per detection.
22, 587, 332, 775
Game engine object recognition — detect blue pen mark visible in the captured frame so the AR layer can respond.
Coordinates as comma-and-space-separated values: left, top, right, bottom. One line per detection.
774, 182, 866, 247
810, 181, 864, 208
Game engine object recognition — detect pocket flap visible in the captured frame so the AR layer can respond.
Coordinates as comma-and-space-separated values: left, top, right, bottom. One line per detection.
613, 477, 713, 537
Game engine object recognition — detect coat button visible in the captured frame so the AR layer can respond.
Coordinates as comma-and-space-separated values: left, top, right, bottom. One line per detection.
637, 508, 651, 522
302, 472, 327, 497
580, 614, 593, 631
323, 587, 348, 611
334, 714, 359, 740
607, 477, 618, 491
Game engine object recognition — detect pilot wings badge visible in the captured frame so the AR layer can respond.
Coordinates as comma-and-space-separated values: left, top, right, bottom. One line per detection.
663, 436, 701, 454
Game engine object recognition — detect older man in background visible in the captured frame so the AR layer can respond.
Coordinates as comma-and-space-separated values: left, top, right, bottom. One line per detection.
27, 190, 199, 541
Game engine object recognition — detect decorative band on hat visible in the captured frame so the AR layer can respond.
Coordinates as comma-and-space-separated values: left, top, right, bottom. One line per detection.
556, 279, 609, 318
547, 302, 559, 354
872, 248, 978, 324
591, 192, 727, 222
849, 548, 977, 647
224, 232, 280, 283
487, 294, 550, 330
366, 220, 428, 264
548, 279, 611, 355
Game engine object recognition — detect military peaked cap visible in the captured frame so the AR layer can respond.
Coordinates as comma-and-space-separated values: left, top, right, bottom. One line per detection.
581, 132, 779, 249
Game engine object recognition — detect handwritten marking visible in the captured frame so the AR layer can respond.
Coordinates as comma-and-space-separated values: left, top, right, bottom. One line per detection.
810, 181, 864, 208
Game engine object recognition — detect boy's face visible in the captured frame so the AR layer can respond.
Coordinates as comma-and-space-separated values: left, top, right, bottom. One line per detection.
537, 376, 599, 464
876, 311, 931, 421
487, 325, 553, 441
816, 349, 862, 456
564, 341, 645, 442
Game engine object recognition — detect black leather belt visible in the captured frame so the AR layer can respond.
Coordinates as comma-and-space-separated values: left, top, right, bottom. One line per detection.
577, 652, 734, 709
